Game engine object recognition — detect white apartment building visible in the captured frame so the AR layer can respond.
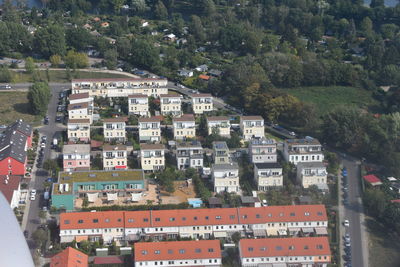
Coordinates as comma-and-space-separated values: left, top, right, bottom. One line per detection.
62, 144, 91, 172
254, 163, 283, 191
67, 119, 90, 142
71, 78, 168, 97
69, 92, 94, 106
138, 117, 161, 142
239, 237, 331, 267
191, 94, 213, 114
240, 116, 265, 140
103, 145, 128, 170
212, 163, 240, 193
283, 137, 324, 165
212, 141, 230, 165
134, 240, 222, 267
68, 102, 92, 123
160, 94, 183, 116
59, 205, 329, 244
172, 114, 196, 140
207, 116, 230, 137
249, 137, 277, 163
297, 162, 328, 190
103, 117, 127, 142
128, 94, 149, 116
176, 140, 203, 170
140, 143, 165, 172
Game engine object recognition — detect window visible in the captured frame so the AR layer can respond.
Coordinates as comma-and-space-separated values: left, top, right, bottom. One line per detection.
64, 220, 70, 224
248, 247, 254, 252
290, 212, 295, 216
317, 244, 323, 249
230, 215, 235, 219
143, 218, 149, 222
194, 216, 198, 220
155, 218, 160, 222
260, 247, 266, 251
305, 212, 310, 216
78, 220, 83, 224
304, 245, 309, 250
215, 216, 221, 220
317, 211, 323, 216
169, 217, 175, 221
208, 248, 214, 252
141, 250, 148, 255
182, 217, 186, 221
93, 219, 98, 223
105, 218, 110, 223
205, 216, 209, 220
155, 250, 160, 254
179, 249, 185, 254
256, 214, 261, 218
195, 248, 201, 253
168, 250, 173, 254
128, 219, 134, 223
289, 246, 295, 250
276, 246, 282, 251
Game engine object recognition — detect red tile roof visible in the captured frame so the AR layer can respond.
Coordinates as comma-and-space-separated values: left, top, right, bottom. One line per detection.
134, 240, 221, 262
241, 115, 264, 121
93, 256, 124, 265
390, 199, 400, 203
69, 93, 90, 100
103, 117, 127, 123
173, 114, 195, 122
239, 237, 331, 259
72, 78, 166, 82
363, 174, 382, 185
90, 140, 103, 148
0, 176, 21, 204
199, 74, 211, 80
60, 205, 327, 230
50, 247, 88, 267
140, 144, 165, 150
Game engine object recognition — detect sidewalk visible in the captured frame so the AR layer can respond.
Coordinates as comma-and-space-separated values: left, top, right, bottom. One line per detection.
337, 168, 344, 267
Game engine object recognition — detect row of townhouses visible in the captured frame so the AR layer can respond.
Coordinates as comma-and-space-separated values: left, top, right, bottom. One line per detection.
52, 237, 331, 267
59, 205, 328, 244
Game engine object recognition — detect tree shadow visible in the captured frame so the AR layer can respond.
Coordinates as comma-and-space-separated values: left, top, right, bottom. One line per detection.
13, 103, 32, 115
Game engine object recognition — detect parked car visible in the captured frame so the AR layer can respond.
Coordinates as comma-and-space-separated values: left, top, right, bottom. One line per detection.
30, 195, 36, 201
344, 219, 350, 227
30, 189, 37, 196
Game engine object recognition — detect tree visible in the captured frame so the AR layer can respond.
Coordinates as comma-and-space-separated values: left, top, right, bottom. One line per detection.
154, 1, 168, 20
130, 39, 160, 70
131, 0, 148, 14
64, 50, 89, 69
34, 25, 66, 58
28, 82, 51, 116
43, 159, 60, 173
104, 49, 118, 70
66, 27, 92, 51
50, 54, 61, 67
32, 229, 47, 248
25, 57, 35, 74
0, 66, 12, 82
190, 15, 206, 43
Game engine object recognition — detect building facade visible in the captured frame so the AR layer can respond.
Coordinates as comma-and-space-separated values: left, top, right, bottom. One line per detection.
68, 102, 92, 123
212, 141, 230, 165
67, 119, 91, 142
240, 116, 265, 140
140, 144, 165, 172
128, 94, 149, 116
191, 94, 213, 114
63, 144, 91, 172
103, 117, 127, 142
172, 114, 196, 140
254, 163, 283, 191
138, 117, 161, 142
297, 162, 328, 190
71, 78, 168, 98
207, 116, 230, 137
283, 137, 324, 165
248, 138, 277, 163
212, 163, 240, 193
176, 141, 203, 170
160, 94, 182, 116
239, 237, 331, 267
134, 240, 222, 267
103, 145, 128, 171
59, 205, 328, 244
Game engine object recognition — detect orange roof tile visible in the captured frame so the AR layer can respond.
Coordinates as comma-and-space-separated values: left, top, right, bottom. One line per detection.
134, 240, 221, 262
69, 93, 90, 100
50, 247, 88, 267
103, 117, 127, 123
241, 115, 264, 121
239, 237, 331, 259
60, 211, 125, 230
199, 74, 210, 80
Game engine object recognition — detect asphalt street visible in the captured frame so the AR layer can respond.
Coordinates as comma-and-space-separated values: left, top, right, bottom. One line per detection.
22, 83, 67, 254
341, 156, 369, 267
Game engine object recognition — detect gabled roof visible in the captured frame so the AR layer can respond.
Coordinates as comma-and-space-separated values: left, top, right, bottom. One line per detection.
363, 174, 382, 185
134, 240, 221, 262
0, 131, 27, 163
241, 115, 263, 121
207, 116, 229, 122
60, 211, 125, 230
297, 162, 326, 169
8, 120, 32, 137
140, 144, 165, 150
69, 93, 90, 100
0, 176, 21, 204
103, 144, 127, 151
255, 162, 282, 169
68, 102, 89, 111
128, 94, 148, 98
286, 137, 321, 146
50, 247, 88, 267
190, 93, 212, 98
103, 117, 127, 123
173, 114, 195, 122
212, 163, 239, 171
160, 94, 183, 98
239, 237, 331, 258
139, 117, 161, 123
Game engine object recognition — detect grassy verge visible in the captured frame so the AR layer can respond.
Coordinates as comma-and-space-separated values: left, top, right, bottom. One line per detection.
367, 217, 400, 267
285, 86, 381, 114
11, 70, 132, 83
0, 91, 41, 125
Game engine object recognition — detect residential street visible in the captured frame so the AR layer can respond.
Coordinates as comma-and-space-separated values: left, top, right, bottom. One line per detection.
340, 155, 369, 267
21, 84, 66, 255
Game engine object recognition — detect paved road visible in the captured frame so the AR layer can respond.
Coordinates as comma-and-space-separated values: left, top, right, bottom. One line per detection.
22, 84, 67, 254
340, 156, 369, 267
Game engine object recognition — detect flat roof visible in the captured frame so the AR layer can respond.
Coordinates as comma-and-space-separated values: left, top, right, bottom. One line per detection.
103, 117, 127, 123
286, 137, 321, 146
72, 78, 167, 82
212, 163, 239, 170
190, 93, 212, 98
63, 144, 90, 154
173, 114, 195, 122
140, 143, 165, 150
68, 119, 91, 124
69, 92, 90, 100
139, 117, 161, 123
103, 144, 127, 151
255, 162, 282, 169
68, 102, 89, 111
241, 115, 264, 121
128, 94, 148, 98
207, 116, 229, 121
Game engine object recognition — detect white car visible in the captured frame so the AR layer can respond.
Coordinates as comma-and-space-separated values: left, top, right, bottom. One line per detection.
40, 143, 46, 148
30, 195, 36, 201
30, 189, 37, 196
344, 220, 350, 227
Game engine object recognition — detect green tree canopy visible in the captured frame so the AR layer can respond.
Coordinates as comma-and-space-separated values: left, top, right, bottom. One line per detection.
34, 25, 66, 58
28, 82, 51, 116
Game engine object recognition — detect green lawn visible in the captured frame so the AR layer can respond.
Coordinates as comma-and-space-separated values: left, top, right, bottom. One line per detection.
11, 70, 132, 83
0, 91, 41, 125
367, 217, 400, 267
285, 86, 380, 114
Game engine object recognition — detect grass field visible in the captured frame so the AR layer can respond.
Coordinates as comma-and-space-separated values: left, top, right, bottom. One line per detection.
367, 217, 400, 267
0, 91, 40, 125
285, 86, 380, 114
11, 70, 132, 83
